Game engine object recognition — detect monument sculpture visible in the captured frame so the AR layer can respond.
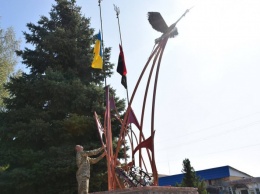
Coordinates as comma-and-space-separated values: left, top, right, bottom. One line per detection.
84, 1, 194, 191
75, 145, 106, 194
92, 8, 193, 191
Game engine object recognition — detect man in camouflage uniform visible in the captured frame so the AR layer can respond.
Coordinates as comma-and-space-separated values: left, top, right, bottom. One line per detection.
75, 145, 106, 194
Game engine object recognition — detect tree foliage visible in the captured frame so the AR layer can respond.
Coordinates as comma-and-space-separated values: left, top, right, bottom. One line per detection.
0, 0, 125, 193
0, 26, 20, 110
176, 159, 207, 194
181, 158, 197, 187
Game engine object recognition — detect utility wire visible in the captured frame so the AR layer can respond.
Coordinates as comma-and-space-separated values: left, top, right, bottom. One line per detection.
156, 119, 260, 151
156, 111, 260, 144
156, 142, 260, 165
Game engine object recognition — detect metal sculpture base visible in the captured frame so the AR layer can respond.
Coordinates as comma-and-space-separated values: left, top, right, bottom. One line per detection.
90, 186, 198, 194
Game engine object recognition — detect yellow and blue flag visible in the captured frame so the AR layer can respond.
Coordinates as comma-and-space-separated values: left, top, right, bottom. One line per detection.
91, 31, 103, 69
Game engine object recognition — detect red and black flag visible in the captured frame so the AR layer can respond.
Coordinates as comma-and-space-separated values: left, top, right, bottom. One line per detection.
117, 44, 127, 89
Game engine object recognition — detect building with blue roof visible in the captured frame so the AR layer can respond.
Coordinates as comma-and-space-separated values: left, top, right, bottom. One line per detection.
159, 165, 251, 186
159, 165, 260, 194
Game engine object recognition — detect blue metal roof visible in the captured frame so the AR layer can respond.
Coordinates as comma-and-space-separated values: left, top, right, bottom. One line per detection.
159, 166, 231, 186
159, 174, 184, 186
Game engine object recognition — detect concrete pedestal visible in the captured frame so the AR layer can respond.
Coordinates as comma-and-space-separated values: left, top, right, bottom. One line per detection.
91, 186, 198, 194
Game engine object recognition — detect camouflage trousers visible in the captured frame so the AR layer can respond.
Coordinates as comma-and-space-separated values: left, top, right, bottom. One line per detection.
77, 175, 89, 194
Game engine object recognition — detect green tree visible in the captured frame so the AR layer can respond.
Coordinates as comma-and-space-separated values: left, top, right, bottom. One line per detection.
176, 159, 207, 194
181, 158, 196, 187
0, 26, 20, 110
0, 0, 125, 193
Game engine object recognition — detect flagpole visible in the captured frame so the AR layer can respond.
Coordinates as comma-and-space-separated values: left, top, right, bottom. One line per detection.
98, 0, 114, 190
114, 5, 123, 47
98, 0, 107, 86
114, 4, 134, 168
114, 4, 130, 104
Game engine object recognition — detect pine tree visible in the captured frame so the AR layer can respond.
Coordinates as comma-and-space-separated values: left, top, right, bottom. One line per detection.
181, 158, 197, 187
176, 159, 207, 194
0, 0, 125, 193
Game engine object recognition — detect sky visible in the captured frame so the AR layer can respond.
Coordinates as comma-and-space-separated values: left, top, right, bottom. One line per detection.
1, 0, 260, 177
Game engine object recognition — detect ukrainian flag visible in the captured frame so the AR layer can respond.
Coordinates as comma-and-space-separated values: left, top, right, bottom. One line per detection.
91, 31, 103, 69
